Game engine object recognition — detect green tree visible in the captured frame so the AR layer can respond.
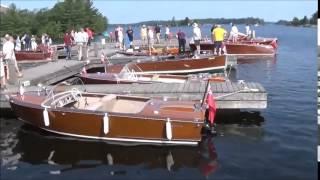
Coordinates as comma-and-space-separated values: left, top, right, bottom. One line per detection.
0, 0, 108, 40
310, 11, 317, 24
171, 16, 176, 26
299, 16, 309, 25
291, 17, 300, 26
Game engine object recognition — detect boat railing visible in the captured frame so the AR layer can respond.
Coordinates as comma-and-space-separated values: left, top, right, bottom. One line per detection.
41, 77, 86, 108
118, 64, 140, 80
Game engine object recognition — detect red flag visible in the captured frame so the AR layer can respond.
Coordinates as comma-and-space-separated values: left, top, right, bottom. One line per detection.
206, 84, 216, 125
81, 66, 87, 75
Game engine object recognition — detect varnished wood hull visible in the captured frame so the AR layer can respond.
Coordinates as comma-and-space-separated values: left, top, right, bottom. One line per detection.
15, 51, 51, 61
105, 55, 226, 75
79, 73, 226, 84
9, 92, 204, 146
190, 41, 276, 55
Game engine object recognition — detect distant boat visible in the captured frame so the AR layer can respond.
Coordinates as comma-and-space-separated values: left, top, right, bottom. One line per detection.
15, 45, 54, 62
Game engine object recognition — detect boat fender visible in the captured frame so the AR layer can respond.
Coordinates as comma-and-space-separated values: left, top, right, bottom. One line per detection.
166, 118, 172, 140
43, 108, 50, 126
103, 113, 109, 134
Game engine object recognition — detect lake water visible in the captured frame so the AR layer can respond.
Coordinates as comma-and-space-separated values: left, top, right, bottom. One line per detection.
1, 24, 317, 180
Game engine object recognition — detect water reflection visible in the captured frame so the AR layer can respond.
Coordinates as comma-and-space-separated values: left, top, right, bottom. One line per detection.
7, 125, 218, 177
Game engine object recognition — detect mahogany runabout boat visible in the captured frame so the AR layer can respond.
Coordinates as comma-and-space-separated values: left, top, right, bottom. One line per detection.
9, 85, 205, 145
117, 47, 182, 56
189, 38, 278, 56
15, 45, 53, 61
104, 55, 226, 75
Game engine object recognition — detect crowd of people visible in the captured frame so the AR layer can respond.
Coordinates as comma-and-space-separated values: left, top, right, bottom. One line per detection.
63, 27, 94, 60
107, 23, 255, 57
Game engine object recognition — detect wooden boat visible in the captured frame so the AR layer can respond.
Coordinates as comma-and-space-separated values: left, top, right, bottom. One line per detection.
15, 45, 53, 61
118, 47, 181, 56
78, 72, 226, 84
9, 84, 206, 146
104, 55, 226, 75
189, 38, 277, 56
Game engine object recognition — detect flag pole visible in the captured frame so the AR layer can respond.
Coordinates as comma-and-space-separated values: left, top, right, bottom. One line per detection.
200, 80, 210, 107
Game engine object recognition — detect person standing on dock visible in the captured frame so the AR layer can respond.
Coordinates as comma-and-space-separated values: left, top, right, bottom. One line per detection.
176, 29, 186, 54
212, 25, 227, 55
74, 28, 87, 61
192, 23, 202, 58
140, 25, 147, 47
24, 34, 31, 51
63, 31, 73, 60
15, 36, 21, 51
245, 24, 250, 36
164, 25, 170, 41
147, 26, 154, 55
2, 35, 23, 80
31, 35, 38, 51
85, 27, 93, 59
117, 26, 124, 50
0, 52, 7, 89
155, 24, 161, 44
229, 23, 239, 43
126, 26, 134, 48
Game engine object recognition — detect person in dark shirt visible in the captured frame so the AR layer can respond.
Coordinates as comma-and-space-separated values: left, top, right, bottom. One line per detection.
63, 31, 73, 60
176, 29, 186, 54
126, 26, 134, 48
155, 24, 161, 44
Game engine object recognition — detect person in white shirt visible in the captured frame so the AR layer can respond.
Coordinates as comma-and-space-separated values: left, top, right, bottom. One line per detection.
2, 35, 23, 79
15, 36, 21, 51
140, 25, 147, 47
245, 24, 250, 36
165, 25, 170, 41
0, 51, 6, 89
229, 24, 239, 42
31, 35, 38, 51
147, 26, 154, 55
192, 23, 202, 58
117, 26, 124, 50
74, 28, 86, 61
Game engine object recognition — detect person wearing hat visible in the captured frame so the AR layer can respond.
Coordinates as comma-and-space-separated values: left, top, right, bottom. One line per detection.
192, 23, 202, 58
140, 25, 147, 47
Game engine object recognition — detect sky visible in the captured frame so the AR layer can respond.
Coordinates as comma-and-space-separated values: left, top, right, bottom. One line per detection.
1, 0, 318, 24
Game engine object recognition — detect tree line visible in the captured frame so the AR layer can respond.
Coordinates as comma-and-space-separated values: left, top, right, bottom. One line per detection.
276, 11, 317, 26
0, 0, 108, 41
112, 16, 264, 27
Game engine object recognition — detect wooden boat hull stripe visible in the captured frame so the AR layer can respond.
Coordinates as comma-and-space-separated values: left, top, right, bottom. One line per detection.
19, 117, 198, 145
133, 66, 226, 74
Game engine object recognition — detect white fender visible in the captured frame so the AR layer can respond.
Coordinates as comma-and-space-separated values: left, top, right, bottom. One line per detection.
43, 108, 50, 126
103, 113, 109, 134
166, 118, 172, 140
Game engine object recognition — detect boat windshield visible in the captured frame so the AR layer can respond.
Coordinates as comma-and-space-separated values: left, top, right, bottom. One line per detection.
42, 77, 86, 106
